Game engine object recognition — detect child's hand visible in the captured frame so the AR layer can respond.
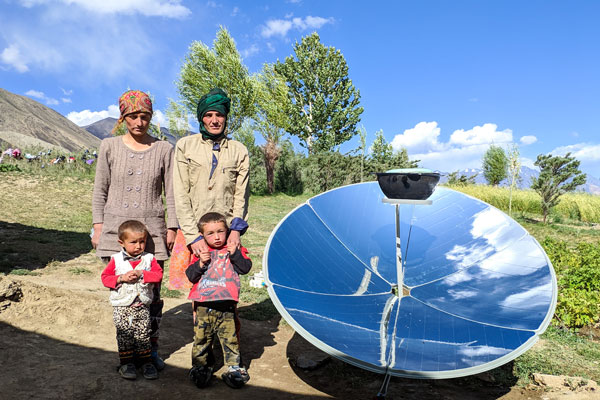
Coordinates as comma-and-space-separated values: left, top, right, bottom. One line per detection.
120, 270, 140, 283
227, 242, 237, 255
199, 250, 211, 264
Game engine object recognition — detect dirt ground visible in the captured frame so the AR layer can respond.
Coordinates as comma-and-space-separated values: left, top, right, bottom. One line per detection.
0, 255, 597, 400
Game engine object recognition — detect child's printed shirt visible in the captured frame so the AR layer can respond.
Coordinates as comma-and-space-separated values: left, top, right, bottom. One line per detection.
186, 246, 251, 303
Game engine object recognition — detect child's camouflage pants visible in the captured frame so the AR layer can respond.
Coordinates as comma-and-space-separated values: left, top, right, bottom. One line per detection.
192, 306, 240, 368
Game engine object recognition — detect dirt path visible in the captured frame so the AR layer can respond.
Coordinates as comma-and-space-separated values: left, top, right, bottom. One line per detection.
0, 255, 589, 399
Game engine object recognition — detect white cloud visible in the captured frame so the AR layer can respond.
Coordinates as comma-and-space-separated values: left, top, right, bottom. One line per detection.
67, 105, 120, 126
231, 6, 239, 16
1, 9, 157, 82
0, 44, 29, 72
25, 89, 45, 99
19, 0, 191, 18
520, 157, 536, 170
449, 123, 512, 146
390, 121, 445, 154
261, 15, 334, 38
262, 19, 293, 38
390, 122, 517, 172
60, 87, 73, 96
61, 98, 72, 103
519, 135, 537, 145
24, 89, 59, 105
206, 1, 217, 7
551, 143, 600, 162
152, 110, 168, 128
241, 44, 259, 59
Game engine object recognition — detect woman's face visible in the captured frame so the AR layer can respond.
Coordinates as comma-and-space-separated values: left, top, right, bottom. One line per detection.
124, 111, 152, 137
202, 111, 226, 135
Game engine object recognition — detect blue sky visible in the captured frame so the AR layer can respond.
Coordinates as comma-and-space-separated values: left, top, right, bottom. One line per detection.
1, 0, 599, 178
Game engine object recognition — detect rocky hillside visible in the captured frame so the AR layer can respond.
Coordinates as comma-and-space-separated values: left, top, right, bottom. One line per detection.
0, 88, 100, 152
83, 117, 188, 146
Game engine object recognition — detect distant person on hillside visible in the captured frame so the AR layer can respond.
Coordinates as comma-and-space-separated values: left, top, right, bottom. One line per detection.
186, 212, 252, 389
101, 220, 163, 380
168, 88, 250, 291
91, 89, 177, 370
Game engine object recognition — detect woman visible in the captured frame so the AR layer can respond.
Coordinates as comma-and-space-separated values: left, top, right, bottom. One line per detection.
169, 88, 249, 290
91, 89, 177, 370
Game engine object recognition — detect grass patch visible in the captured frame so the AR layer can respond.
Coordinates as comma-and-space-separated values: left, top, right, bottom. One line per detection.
513, 325, 600, 384
9, 268, 40, 276
69, 267, 91, 275
160, 286, 182, 298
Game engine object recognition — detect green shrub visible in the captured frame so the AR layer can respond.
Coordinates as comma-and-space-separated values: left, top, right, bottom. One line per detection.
542, 238, 600, 329
0, 164, 21, 172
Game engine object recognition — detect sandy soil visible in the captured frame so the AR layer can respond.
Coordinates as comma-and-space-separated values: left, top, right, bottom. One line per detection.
0, 256, 596, 400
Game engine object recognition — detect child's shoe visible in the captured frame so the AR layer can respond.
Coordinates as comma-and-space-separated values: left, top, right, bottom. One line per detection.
151, 350, 165, 371
142, 362, 159, 380
118, 363, 137, 380
221, 365, 250, 389
189, 365, 213, 388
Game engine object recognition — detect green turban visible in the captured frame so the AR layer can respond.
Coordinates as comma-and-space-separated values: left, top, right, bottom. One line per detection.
197, 88, 231, 140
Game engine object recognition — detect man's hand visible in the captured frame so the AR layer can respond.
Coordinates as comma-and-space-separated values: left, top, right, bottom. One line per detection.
227, 230, 241, 250
190, 238, 209, 258
91, 223, 103, 249
227, 242, 237, 255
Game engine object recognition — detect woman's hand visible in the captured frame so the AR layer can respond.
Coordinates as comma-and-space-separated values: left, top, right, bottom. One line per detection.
227, 230, 241, 250
91, 223, 103, 249
166, 228, 177, 251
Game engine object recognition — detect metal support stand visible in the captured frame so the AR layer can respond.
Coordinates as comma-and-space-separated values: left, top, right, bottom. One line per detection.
375, 197, 433, 399
381, 198, 432, 297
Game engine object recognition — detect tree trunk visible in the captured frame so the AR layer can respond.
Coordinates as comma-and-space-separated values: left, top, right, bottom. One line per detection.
262, 140, 280, 195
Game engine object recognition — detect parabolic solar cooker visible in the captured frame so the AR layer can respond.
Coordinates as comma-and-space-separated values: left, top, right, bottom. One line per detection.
264, 168, 556, 398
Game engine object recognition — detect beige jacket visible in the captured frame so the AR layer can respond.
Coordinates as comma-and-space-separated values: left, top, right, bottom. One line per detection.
173, 135, 249, 245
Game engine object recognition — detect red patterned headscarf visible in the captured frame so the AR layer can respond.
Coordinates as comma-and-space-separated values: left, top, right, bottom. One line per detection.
112, 90, 153, 134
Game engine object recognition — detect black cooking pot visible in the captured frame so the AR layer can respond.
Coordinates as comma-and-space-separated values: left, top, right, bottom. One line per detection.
375, 169, 440, 200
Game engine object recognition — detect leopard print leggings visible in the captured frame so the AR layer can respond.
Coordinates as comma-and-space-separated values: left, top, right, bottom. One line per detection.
113, 305, 152, 365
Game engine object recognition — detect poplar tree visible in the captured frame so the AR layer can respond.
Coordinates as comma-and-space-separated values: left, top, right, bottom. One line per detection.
532, 152, 586, 223
175, 27, 256, 132
254, 64, 291, 194
482, 145, 508, 186
275, 32, 363, 153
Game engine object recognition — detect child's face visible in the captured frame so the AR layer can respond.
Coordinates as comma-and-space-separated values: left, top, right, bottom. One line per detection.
118, 231, 147, 256
202, 221, 227, 249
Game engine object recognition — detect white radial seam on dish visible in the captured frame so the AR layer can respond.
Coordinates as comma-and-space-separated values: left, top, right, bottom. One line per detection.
354, 269, 372, 295
272, 283, 390, 296
286, 308, 380, 333
379, 296, 398, 366
409, 296, 537, 332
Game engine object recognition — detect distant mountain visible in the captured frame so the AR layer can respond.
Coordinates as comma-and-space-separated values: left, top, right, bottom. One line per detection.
438, 166, 599, 195
83, 117, 194, 146
0, 87, 100, 152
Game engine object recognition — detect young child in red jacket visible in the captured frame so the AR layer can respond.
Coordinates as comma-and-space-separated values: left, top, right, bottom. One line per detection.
186, 212, 252, 389
101, 220, 163, 381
